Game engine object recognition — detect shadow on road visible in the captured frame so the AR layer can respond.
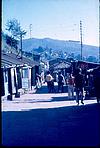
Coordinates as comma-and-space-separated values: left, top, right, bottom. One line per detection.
51, 96, 76, 101
2, 103, 100, 146
35, 85, 96, 101
35, 85, 68, 94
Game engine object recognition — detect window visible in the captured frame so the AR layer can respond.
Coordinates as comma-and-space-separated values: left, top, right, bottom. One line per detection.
4, 71, 8, 82
22, 69, 28, 78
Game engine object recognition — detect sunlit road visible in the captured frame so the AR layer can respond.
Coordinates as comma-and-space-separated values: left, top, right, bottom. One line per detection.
2, 82, 98, 111
1, 83, 100, 146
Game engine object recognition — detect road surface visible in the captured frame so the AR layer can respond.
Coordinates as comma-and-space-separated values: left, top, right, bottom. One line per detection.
1, 83, 100, 146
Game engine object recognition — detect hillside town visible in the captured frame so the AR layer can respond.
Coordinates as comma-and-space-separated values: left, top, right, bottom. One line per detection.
1, 25, 100, 146
1, 1, 100, 145
1, 30, 100, 103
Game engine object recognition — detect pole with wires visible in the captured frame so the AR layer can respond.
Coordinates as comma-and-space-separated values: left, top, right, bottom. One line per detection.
80, 20, 83, 60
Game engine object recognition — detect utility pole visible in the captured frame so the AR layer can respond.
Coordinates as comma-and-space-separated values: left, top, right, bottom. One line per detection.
20, 33, 22, 59
29, 24, 32, 39
99, 0, 100, 63
80, 20, 83, 60
99, 22, 100, 63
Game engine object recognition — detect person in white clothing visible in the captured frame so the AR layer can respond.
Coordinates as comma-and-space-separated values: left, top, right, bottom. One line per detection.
68, 73, 75, 99
46, 71, 54, 93
58, 71, 65, 93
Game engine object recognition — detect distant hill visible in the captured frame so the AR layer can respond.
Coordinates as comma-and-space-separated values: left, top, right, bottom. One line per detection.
2, 31, 99, 59
22, 38, 99, 58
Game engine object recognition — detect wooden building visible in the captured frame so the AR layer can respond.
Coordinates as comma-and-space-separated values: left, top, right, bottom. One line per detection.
1, 52, 41, 100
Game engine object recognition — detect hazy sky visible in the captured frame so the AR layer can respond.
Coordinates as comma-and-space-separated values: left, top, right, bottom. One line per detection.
2, 0, 99, 46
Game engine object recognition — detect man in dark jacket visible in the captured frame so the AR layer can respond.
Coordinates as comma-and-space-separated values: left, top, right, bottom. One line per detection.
92, 66, 100, 103
58, 71, 65, 93
74, 68, 84, 105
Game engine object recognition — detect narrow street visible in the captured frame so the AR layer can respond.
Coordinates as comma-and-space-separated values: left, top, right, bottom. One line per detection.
2, 0, 100, 147
1, 83, 100, 146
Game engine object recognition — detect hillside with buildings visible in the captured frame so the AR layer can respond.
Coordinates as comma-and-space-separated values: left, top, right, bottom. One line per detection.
1, 32, 99, 63
22, 38, 99, 62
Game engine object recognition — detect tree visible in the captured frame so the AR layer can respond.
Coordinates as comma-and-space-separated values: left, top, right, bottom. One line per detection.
6, 34, 18, 50
6, 18, 26, 39
6, 18, 27, 58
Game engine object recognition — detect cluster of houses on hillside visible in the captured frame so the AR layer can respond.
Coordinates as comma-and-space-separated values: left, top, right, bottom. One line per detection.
1, 33, 100, 101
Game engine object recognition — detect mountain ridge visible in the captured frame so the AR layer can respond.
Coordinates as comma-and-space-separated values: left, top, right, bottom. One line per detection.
22, 37, 99, 58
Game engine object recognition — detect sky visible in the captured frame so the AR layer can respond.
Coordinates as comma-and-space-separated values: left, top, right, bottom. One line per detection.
2, 0, 99, 46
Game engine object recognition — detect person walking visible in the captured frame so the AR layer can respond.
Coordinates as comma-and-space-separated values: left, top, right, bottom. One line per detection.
57, 71, 65, 93
88, 73, 94, 97
74, 68, 84, 105
45, 71, 54, 93
36, 73, 42, 88
92, 66, 100, 103
68, 73, 75, 99
50, 78, 56, 93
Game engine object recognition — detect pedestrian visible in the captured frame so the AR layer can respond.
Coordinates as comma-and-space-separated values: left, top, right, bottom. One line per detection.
45, 71, 54, 93
74, 68, 84, 105
68, 73, 75, 99
88, 72, 94, 97
92, 66, 100, 103
40, 71, 45, 84
55, 72, 58, 82
36, 73, 41, 89
50, 78, 56, 93
57, 71, 65, 93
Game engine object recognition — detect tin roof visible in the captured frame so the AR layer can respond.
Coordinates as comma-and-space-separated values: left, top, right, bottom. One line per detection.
54, 62, 71, 69
1, 52, 40, 67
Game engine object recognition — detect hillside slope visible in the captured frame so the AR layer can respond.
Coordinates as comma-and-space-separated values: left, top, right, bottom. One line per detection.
22, 38, 99, 58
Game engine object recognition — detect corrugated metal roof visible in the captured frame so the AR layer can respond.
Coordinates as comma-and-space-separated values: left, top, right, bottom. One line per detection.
54, 62, 71, 69
1, 52, 40, 67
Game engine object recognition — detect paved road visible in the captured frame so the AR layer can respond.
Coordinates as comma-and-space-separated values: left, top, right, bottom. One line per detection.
1, 83, 100, 146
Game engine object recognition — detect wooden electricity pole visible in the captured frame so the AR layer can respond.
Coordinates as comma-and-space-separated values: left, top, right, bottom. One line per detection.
80, 20, 83, 60
99, 0, 100, 63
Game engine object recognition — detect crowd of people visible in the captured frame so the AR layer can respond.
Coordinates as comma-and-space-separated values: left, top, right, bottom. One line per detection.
45, 66, 100, 105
